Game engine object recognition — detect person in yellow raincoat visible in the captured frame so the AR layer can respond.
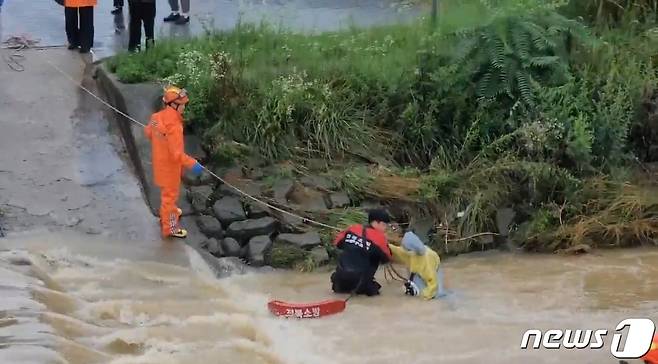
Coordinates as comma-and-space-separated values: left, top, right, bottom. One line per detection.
388, 229, 446, 300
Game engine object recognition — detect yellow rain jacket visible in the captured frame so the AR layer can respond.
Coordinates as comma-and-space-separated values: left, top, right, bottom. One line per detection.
389, 232, 441, 300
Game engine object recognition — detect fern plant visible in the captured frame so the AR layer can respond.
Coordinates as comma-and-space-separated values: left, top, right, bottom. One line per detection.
563, 0, 658, 25
449, 6, 589, 106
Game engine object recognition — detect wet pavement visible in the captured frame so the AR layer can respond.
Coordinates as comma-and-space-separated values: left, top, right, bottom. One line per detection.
0, 49, 161, 242
0, 0, 420, 59
0, 0, 421, 242
0, 0, 421, 291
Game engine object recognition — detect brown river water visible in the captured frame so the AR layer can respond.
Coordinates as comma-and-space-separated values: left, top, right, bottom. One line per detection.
1, 231, 657, 364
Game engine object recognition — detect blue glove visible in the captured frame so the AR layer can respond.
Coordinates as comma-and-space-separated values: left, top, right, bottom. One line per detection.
191, 162, 204, 176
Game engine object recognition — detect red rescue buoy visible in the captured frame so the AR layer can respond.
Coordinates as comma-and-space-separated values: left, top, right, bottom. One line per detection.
268, 299, 347, 319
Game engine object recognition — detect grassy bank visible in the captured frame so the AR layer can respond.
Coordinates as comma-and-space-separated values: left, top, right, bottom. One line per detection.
108, 0, 658, 253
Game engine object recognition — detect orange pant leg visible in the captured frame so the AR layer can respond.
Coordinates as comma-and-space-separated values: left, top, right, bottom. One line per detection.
159, 184, 181, 237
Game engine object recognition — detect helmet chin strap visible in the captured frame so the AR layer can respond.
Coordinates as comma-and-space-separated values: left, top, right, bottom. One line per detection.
165, 101, 183, 112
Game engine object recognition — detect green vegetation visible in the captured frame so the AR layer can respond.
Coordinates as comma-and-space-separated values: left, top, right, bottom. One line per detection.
268, 243, 308, 269
109, 0, 658, 253
268, 242, 330, 272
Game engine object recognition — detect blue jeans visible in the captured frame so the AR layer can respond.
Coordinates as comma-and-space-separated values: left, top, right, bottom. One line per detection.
0, 0, 4, 7
411, 267, 446, 299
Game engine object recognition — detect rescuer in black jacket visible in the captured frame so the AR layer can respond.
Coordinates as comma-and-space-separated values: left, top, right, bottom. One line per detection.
331, 209, 393, 296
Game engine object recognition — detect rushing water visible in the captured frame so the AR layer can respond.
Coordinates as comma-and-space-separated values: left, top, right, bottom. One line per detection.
1, 231, 657, 364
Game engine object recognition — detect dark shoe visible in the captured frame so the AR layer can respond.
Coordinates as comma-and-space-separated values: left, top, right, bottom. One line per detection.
79, 48, 91, 54
128, 45, 140, 53
163, 13, 180, 22
111, 6, 122, 14
175, 16, 190, 25
67, 44, 80, 50
145, 38, 155, 50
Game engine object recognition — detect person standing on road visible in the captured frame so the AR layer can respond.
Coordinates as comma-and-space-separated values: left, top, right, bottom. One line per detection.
163, 0, 190, 25
64, 0, 96, 53
128, 0, 156, 52
112, 0, 123, 14
144, 85, 203, 239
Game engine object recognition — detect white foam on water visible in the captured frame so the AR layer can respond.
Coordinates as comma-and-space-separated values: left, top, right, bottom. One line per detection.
1, 239, 658, 364
183, 245, 335, 364
184, 244, 220, 283
0, 243, 332, 364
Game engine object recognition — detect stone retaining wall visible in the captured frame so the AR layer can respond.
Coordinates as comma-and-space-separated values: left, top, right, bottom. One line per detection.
95, 64, 334, 268
96, 64, 507, 269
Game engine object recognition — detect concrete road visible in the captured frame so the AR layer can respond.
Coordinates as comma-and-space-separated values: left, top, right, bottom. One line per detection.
0, 0, 417, 257
0, 49, 162, 243
0, 0, 420, 59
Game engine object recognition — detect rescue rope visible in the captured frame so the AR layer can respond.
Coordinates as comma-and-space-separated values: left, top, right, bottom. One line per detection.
4, 53, 25, 72
383, 265, 395, 283
2, 35, 67, 72
42, 52, 503, 241
2, 35, 41, 49
2, 36, 31, 72
45, 59, 341, 232
385, 264, 408, 282
442, 231, 500, 242
383, 263, 407, 283
46, 60, 147, 128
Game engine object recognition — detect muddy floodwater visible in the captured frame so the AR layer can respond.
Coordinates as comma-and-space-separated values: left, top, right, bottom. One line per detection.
1, 232, 657, 364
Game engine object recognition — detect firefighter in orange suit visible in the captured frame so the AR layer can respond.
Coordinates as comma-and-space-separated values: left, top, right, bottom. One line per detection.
64, 0, 97, 53
144, 86, 203, 238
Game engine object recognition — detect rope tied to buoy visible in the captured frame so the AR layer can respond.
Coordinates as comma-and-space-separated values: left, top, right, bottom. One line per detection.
40, 48, 502, 244
45, 58, 342, 232
384, 264, 408, 283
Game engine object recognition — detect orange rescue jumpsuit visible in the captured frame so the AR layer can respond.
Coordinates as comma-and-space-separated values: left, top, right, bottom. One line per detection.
144, 106, 197, 237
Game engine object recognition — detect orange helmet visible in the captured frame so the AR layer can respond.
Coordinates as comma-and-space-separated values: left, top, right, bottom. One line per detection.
163, 85, 189, 105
